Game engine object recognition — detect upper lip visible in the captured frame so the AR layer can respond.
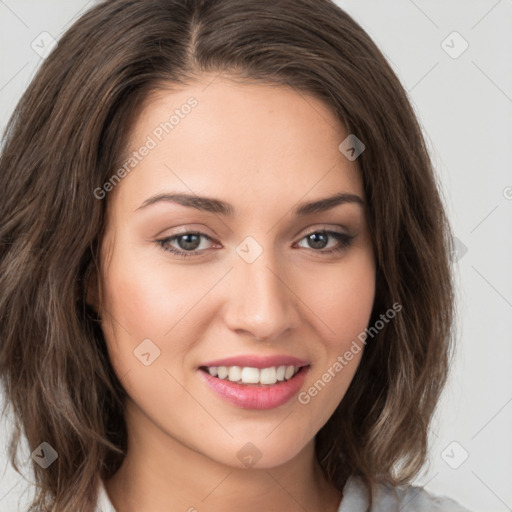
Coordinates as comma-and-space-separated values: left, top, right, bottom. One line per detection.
200, 355, 310, 369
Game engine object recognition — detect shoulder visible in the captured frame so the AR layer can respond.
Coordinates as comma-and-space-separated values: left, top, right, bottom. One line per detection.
338, 476, 472, 512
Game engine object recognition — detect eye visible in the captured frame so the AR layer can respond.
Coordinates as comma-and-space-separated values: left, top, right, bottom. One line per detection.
156, 229, 355, 259
157, 232, 216, 258
294, 230, 354, 254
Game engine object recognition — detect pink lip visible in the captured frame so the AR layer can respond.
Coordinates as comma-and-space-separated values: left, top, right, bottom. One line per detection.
200, 355, 309, 369
199, 366, 309, 410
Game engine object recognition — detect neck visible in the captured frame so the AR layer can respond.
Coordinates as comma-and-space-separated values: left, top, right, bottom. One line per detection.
104, 399, 343, 512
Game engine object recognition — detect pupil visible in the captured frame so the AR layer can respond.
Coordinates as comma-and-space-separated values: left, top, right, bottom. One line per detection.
308, 232, 327, 249
179, 234, 200, 250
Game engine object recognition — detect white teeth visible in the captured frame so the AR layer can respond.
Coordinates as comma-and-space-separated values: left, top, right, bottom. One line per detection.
241, 367, 260, 384
207, 365, 300, 385
284, 365, 295, 380
260, 367, 277, 385
228, 366, 241, 382
217, 366, 228, 379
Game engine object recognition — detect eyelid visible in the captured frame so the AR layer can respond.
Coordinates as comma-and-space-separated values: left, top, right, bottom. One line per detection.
156, 224, 216, 238
298, 223, 351, 237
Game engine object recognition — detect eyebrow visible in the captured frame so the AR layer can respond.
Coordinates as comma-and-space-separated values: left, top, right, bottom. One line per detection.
136, 191, 364, 216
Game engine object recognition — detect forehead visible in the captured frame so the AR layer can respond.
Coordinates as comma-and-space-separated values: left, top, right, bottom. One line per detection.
111, 74, 364, 214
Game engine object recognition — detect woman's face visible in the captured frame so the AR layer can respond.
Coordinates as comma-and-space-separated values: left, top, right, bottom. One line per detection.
96, 74, 375, 469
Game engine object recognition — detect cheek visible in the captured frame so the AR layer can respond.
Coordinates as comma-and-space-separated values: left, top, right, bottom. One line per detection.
98, 243, 227, 385
98, 244, 175, 374
296, 250, 375, 415
101, 251, 201, 341
98, 251, 203, 417
310, 249, 376, 350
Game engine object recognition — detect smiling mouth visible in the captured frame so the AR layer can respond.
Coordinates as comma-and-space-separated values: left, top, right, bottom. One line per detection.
199, 365, 307, 386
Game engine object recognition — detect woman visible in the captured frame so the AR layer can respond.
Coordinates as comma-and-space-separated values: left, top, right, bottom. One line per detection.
0, 0, 471, 511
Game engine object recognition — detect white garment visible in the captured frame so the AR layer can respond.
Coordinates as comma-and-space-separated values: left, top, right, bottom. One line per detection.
338, 477, 471, 511
95, 476, 471, 512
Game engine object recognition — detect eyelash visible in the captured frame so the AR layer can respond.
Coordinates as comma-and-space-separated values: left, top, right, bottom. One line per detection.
156, 229, 355, 259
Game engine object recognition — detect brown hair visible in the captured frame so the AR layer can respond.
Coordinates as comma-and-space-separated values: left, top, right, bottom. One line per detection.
0, 1, 455, 511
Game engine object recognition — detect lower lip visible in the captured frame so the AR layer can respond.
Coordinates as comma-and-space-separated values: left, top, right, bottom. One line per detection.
199, 367, 309, 410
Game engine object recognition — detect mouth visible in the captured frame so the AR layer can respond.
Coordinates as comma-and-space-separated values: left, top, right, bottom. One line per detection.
198, 357, 310, 410
199, 364, 303, 385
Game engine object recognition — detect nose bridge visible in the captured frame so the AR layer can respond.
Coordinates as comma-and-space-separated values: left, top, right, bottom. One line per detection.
224, 236, 299, 340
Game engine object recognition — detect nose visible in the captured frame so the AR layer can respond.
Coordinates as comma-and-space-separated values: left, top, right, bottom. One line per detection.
222, 247, 301, 342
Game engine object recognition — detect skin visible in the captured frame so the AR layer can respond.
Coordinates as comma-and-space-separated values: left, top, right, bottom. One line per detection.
91, 73, 376, 512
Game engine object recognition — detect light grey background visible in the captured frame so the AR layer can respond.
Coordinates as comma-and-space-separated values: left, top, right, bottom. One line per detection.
1, 1, 511, 511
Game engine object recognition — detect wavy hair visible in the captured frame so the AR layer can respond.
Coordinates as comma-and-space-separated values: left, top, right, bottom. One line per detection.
0, 0, 455, 510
